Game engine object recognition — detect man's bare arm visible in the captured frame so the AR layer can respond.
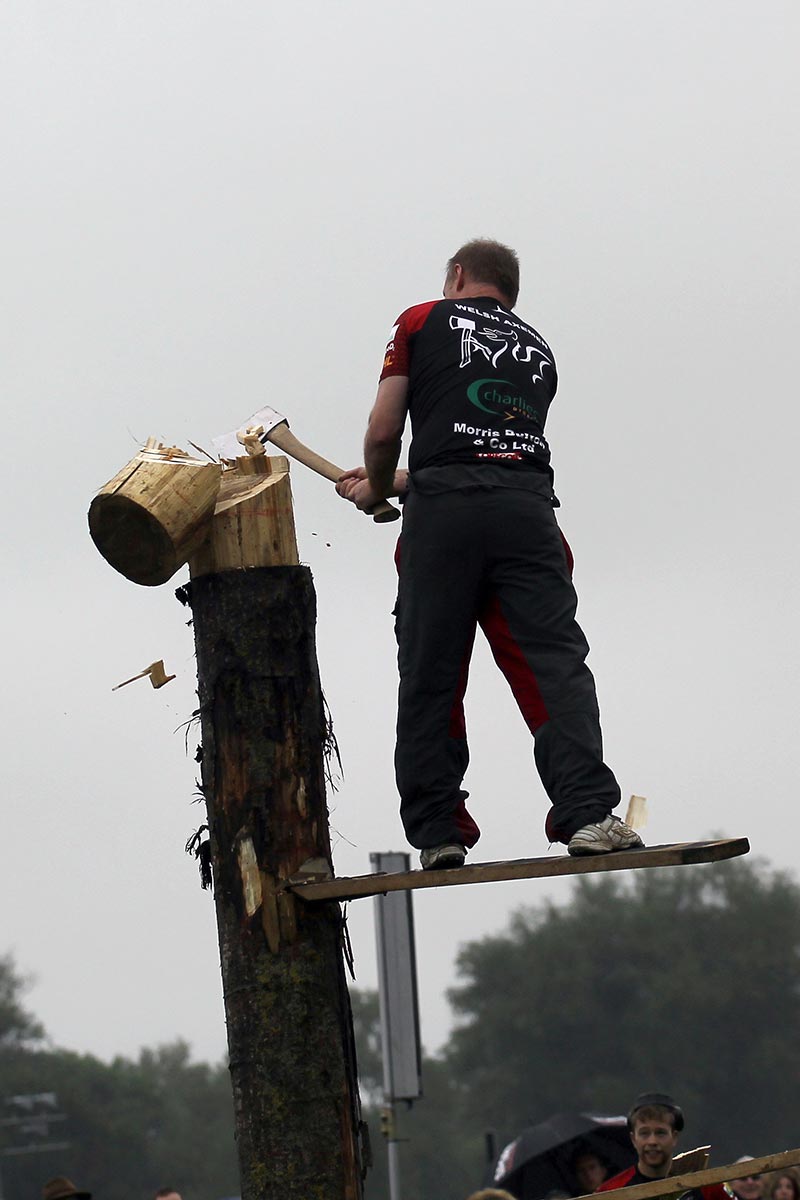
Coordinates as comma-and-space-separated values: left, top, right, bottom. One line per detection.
364, 375, 409, 500
335, 376, 409, 511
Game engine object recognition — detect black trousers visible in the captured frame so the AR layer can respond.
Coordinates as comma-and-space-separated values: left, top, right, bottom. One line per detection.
394, 484, 620, 849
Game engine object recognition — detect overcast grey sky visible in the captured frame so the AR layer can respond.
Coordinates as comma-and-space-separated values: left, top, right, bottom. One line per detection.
2, 0, 799, 1068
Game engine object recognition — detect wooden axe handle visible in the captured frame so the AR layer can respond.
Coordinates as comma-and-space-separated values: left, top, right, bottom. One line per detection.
265, 424, 400, 523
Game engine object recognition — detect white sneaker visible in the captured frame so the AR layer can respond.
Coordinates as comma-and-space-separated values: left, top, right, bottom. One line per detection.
567, 815, 644, 857
420, 844, 466, 870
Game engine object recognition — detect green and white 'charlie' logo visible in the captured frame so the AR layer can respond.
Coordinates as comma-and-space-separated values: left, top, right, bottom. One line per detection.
467, 379, 539, 422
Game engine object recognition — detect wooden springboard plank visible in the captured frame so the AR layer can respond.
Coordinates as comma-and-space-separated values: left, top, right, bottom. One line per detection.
572, 1146, 800, 1200
286, 837, 749, 903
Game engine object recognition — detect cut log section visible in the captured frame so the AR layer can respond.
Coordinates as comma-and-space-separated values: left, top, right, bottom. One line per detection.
285, 838, 750, 903
189, 454, 298, 576
89, 438, 221, 586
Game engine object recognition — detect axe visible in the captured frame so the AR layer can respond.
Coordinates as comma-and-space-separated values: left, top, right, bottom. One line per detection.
212, 406, 400, 524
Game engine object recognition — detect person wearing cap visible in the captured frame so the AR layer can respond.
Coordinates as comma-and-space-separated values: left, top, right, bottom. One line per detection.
41, 1177, 92, 1200
597, 1092, 726, 1200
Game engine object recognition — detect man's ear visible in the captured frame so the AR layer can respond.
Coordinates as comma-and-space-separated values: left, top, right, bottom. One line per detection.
451, 263, 465, 292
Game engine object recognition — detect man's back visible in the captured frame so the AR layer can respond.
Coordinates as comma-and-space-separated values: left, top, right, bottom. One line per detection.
381, 295, 557, 477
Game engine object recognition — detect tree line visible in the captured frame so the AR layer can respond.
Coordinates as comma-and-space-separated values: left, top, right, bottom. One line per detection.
2, 853, 799, 1200
0, 968, 237, 1200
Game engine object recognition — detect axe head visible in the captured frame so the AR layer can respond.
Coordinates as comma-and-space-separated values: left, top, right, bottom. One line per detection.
212, 405, 288, 460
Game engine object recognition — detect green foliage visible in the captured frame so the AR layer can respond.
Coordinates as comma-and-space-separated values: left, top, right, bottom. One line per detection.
445, 856, 800, 1161
4, 853, 800, 1200
133, 1042, 238, 1199
350, 986, 383, 1105
0, 953, 44, 1047
389, 1058, 485, 1200
355, 854, 800, 1197
351, 988, 484, 1200
0, 962, 237, 1200
0, 1040, 238, 1200
358, 1065, 485, 1200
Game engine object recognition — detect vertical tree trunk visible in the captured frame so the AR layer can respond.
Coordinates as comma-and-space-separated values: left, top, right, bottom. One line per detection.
179, 563, 363, 1200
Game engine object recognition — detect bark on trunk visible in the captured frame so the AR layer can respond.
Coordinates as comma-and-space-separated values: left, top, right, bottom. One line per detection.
179, 567, 363, 1200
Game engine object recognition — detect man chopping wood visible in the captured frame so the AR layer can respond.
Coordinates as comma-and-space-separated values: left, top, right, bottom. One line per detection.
597, 1092, 728, 1200
337, 239, 642, 869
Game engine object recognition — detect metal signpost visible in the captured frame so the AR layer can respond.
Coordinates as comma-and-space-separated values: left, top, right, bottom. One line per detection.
371, 851, 423, 1200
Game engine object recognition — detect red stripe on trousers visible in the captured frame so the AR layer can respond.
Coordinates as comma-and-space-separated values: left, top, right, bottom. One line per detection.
478, 592, 550, 733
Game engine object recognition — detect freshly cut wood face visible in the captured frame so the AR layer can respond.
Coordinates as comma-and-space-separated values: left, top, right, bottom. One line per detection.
89, 442, 221, 586
189, 454, 299, 576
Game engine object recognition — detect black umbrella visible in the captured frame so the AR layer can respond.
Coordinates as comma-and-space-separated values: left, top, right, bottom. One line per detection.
491, 1111, 636, 1199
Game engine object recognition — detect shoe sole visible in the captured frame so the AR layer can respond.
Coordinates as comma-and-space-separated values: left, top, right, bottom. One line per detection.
421, 855, 465, 871
568, 841, 643, 857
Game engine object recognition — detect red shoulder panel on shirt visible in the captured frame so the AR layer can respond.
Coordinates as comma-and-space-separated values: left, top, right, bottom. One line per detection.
597, 1167, 637, 1191
380, 299, 441, 379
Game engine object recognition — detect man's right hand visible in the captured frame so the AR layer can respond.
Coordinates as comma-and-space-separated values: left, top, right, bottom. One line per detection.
336, 469, 382, 513
336, 467, 409, 507
336, 465, 368, 495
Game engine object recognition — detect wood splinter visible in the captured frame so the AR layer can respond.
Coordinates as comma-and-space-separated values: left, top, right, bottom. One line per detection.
236, 424, 267, 458
625, 793, 648, 830
112, 659, 176, 691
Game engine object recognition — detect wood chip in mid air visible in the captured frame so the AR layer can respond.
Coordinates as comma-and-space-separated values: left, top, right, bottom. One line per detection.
112, 659, 176, 691
625, 794, 648, 830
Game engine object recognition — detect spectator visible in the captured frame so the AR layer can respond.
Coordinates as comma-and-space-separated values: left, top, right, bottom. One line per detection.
572, 1148, 609, 1194
731, 1160, 764, 1200
42, 1178, 92, 1200
767, 1171, 800, 1200
154, 1191, 182, 1200
598, 1092, 726, 1200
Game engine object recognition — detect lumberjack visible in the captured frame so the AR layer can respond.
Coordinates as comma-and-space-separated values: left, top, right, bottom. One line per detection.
337, 238, 643, 870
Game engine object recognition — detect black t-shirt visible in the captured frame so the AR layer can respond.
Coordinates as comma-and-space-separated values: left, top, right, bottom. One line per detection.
380, 296, 558, 481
